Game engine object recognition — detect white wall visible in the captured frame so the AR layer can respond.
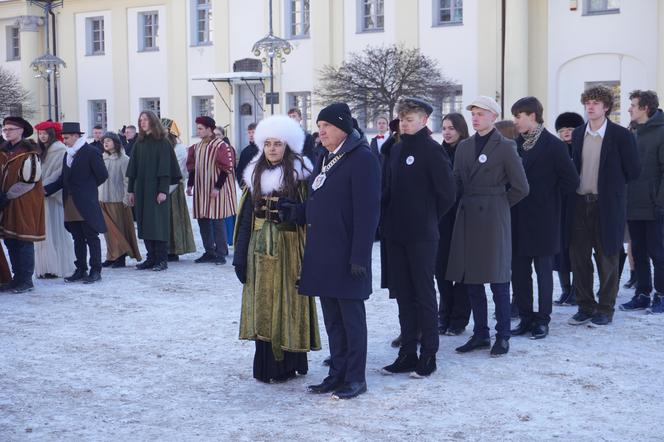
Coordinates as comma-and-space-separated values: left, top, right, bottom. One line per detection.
547, 0, 659, 126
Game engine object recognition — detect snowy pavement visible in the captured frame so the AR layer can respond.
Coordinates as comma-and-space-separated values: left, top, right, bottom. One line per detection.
1, 236, 663, 441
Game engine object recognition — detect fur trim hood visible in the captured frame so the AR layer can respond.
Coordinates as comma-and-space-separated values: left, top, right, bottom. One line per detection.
253, 115, 305, 154
243, 155, 313, 195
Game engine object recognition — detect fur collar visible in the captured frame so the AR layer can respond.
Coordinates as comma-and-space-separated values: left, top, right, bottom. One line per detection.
243, 155, 313, 195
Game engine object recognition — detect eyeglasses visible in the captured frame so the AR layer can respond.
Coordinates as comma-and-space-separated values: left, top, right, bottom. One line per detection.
1, 128, 21, 134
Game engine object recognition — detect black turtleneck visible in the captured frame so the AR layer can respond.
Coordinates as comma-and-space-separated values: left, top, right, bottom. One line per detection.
474, 128, 495, 159
442, 140, 458, 165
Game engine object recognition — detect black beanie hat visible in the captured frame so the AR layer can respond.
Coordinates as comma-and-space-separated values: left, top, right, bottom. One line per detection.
316, 103, 354, 134
555, 112, 584, 131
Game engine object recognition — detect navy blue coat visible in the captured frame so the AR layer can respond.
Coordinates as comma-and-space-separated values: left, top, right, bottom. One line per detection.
298, 131, 381, 300
45, 143, 108, 233
566, 120, 640, 255
512, 129, 580, 257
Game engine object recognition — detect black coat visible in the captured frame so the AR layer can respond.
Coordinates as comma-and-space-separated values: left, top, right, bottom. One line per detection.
512, 129, 580, 257
236, 142, 259, 186
45, 143, 109, 233
301, 132, 316, 163
566, 120, 641, 255
298, 131, 381, 300
381, 127, 456, 243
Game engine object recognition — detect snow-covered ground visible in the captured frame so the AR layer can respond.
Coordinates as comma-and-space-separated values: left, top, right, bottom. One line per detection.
1, 217, 663, 442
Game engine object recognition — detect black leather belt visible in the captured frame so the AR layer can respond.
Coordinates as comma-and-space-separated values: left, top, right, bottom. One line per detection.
578, 193, 599, 203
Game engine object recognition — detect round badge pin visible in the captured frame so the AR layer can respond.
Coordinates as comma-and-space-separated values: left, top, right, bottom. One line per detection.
406, 155, 415, 166
479, 154, 487, 164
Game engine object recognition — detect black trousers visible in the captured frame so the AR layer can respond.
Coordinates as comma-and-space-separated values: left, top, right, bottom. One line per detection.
388, 240, 439, 357
570, 196, 620, 316
198, 218, 228, 257
319, 297, 367, 383
4, 238, 34, 283
628, 219, 664, 295
512, 255, 554, 325
65, 221, 102, 273
144, 239, 168, 265
466, 283, 511, 340
436, 279, 470, 330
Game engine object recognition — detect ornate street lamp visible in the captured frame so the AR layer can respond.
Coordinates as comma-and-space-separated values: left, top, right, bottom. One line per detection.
251, 0, 292, 114
29, 0, 65, 120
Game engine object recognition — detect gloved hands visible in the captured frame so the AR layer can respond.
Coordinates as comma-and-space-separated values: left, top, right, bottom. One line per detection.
234, 264, 247, 284
277, 197, 301, 223
350, 263, 367, 278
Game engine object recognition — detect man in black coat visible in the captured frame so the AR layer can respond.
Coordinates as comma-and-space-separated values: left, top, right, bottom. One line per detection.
45, 122, 108, 284
300, 103, 380, 400
288, 107, 316, 163
369, 115, 390, 167
509, 97, 580, 339
567, 85, 641, 326
235, 122, 258, 188
381, 97, 456, 378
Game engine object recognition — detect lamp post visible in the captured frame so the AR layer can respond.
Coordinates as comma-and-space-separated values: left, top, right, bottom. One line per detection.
251, 0, 293, 114
29, 0, 65, 120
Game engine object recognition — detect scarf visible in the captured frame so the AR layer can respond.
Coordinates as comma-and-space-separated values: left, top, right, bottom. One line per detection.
66, 137, 86, 167
521, 124, 544, 151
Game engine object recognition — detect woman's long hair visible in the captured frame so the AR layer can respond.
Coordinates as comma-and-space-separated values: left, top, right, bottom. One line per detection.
137, 110, 167, 141
251, 146, 310, 206
442, 112, 470, 143
37, 127, 57, 160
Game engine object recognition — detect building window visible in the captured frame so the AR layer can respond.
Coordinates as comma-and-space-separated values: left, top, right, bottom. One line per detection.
286, 0, 310, 39
6, 26, 20, 61
138, 11, 159, 51
428, 85, 463, 132
359, 0, 384, 32
434, 0, 463, 26
192, 0, 212, 45
192, 96, 214, 131
584, 81, 621, 124
584, 0, 620, 15
85, 17, 105, 56
287, 92, 312, 131
88, 100, 108, 133
140, 97, 161, 117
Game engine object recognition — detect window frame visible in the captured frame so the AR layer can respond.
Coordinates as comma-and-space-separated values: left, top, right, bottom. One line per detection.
6, 25, 20, 61
88, 99, 108, 133
583, 0, 620, 16
357, 0, 385, 33
192, 95, 215, 132
285, 0, 310, 40
432, 0, 463, 27
191, 0, 212, 46
140, 97, 161, 118
138, 11, 160, 52
85, 16, 105, 56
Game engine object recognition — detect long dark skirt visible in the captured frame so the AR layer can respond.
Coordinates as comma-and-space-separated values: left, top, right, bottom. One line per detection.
253, 340, 308, 383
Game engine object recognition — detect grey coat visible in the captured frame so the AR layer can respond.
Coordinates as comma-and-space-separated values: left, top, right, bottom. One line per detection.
626, 109, 664, 220
446, 130, 529, 284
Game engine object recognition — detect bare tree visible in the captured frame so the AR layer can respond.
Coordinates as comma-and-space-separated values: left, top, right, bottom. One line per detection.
318, 44, 453, 123
0, 67, 34, 119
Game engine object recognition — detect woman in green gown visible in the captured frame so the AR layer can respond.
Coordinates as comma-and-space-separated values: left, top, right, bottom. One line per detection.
233, 115, 320, 383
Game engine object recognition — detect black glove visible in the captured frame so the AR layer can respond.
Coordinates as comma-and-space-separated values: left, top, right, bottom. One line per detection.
0, 192, 9, 211
655, 205, 664, 222
277, 197, 300, 223
234, 265, 247, 284
350, 264, 367, 279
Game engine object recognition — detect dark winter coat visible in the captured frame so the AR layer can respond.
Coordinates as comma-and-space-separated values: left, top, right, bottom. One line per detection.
298, 130, 381, 300
45, 143, 109, 233
512, 129, 580, 257
446, 129, 529, 284
381, 127, 456, 243
566, 119, 641, 255
626, 109, 664, 220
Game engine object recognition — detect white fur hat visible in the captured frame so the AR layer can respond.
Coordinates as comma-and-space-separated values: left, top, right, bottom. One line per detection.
253, 115, 305, 154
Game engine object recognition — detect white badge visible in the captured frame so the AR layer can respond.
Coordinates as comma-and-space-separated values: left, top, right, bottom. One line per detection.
406, 155, 415, 166
312, 173, 327, 191
479, 154, 487, 164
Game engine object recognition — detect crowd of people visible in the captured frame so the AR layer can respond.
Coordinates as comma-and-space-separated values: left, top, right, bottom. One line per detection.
1, 84, 662, 400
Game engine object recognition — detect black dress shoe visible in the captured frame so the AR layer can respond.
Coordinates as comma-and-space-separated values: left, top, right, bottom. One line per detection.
590, 312, 612, 326
83, 271, 102, 284
111, 255, 126, 268
214, 255, 227, 265
554, 290, 570, 306
64, 269, 87, 283
101, 260, 114, 268
455, 335, 491, 353
530, 324, 549, 340
194, 252, 216, 263
136, 261, 155, 270
152, 261, 168, 272
381, 353, 418, 374
307, 376, 342, 394
438, 317, 449, 335
445, 326, 465, 336
11, 281, 34, 294
510, 320, 532, 336
410, 355, 437, 379
623, 270, 637, 289
332, 381, 367, 400
490, 338, 510, 357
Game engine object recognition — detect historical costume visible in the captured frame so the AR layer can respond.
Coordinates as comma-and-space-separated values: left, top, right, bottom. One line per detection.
161, 118, 195, 259
99, 132, 141, 267
34, 121, 75, 278
0, 117, 45, 293
232, 115, 320, 383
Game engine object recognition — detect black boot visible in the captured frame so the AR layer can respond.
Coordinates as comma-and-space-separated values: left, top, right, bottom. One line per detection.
623, 270, 637, 289
101, 260, 114, 268
64, 269, 87, 283
83, 270, 102, 284
111, 255, 126, 268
